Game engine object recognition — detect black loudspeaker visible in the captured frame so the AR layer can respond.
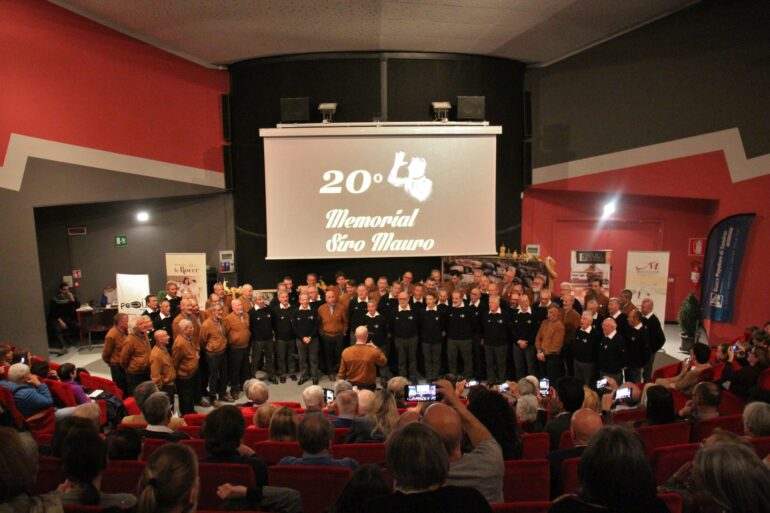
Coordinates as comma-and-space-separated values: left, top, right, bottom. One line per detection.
223, 144, 233, 191
280, 97, 309, 123
523, 140, 532, 186
457, 96, 485, 120
221, 94, 231, 141
523, 91, 532, 139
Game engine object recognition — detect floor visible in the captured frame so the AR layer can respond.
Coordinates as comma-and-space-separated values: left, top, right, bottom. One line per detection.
50, 323, 690, 407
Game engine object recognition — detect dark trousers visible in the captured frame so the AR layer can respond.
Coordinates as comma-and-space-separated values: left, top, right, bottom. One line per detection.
562, 345, 575, 376
296, 337, 319, 380
125, 371, 150, 397
512, 343, 536, 380
395, 336, 420, 381
472, 335, 486, 380
574, 360, 596, 386
447, 338, 473, 378
251, 338, 275, 377
160, 384, 176, 412
484, 345, 508, 384
643, 353, 656, 383
544, 353, 564, 385
422, 343, 442, 380
198, 348, 209, 397
177, 376, 196, 415
626, 367, 643, 384
275, 339, 293, 377
322, 334, 345, 375
109, 365, 127, 397
206, 352, 227, 400
376, 341, 392, 380
192, 369, 203, 403
229, 347, 249, 392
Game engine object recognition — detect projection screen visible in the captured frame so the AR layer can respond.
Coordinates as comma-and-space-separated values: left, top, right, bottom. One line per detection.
260, 124, 501, 260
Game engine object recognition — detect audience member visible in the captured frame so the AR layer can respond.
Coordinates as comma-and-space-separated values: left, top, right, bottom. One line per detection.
278, 413, 358, 469
106, 428, 142, 460
0, 363, 73, 420
254, 403, 277, 428
637, 385, 677, 426
140, 392, 190, 441
333, 379, 354, 395
59, 429, 136, 508
346, 389, 398, 443
331, 464, 391, 513
516, 395, 545, 433
387, 376, 409, 408
655, 343, 712, 395
743, 401, 770, 437
720, 345, 769, 401
0, 427, 62, 512
330, 390, 359, 427
268, 407, 298, 441
121, 380, 186, 431
679, 381, 721, 421
548, 408, 603, 498
544, 377, 585, 451
243, 379, 269, 406
55, 363, 91, 405
72, 402, 101, 428
137, 443, 198, 513
466, 387, 522, 460
363, 422, 491, 513
357, 389, 375, 415
302, 385, 326, 412
581, 386, 600, 413
549, 425, 669, 513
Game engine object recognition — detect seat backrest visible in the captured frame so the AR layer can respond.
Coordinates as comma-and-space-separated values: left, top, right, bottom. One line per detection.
559, 457, 581, 495
43, 379, 78, 408
651, 362, 681, 382
0, 384, 26, 428
637, 422, 692, 456
669, 389, 690, 412
26, 407, 57, 435
692, 414, 744, 441
101, 460, 146, 494
117, 422, 147, 430
650, 443, 700, 485
252, 441, 303, 465
750, 436, 770, 458
757, 368, 770, 391
558, 430, 574, 451
141, 437, 169, 460
33, 456, 64, 494
503, 460, 550, 502
123, 396, 141, 415
718, 391, 745, 415
243, 427, 270, 447
198, 463, 256, 511
490, 502, 552, 513
612, 408, 647, 424
332, 443, 386, 464
180, 438, 207, 458
268, 465, 352, 513
79, 374, 123, 399
658, 492, 683, 513
332, 428, 349, 444
271, 401, 301, 408
182, 413, 208, 426
179, 424, 201, 438
521, 432, 550, 459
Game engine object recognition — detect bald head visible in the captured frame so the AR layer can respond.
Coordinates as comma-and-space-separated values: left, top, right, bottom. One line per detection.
357, 389, 375, 415
570, 408, 603, 446
422, 403, 462, 460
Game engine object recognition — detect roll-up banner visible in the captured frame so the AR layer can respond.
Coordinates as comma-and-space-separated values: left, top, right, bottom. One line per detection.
165, 253, 207, 307
701, 213, 755, 323
625, 251, 670, 317
116, 273, 150, 316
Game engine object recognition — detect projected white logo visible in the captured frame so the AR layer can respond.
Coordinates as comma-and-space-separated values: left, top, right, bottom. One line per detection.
388, 151, 433, 202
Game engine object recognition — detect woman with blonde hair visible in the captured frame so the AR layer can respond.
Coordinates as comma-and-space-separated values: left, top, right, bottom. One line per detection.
346, 389, 399, 443
268, 406, 298, 441
137, 443, 199, 513
582, 386, 600, 413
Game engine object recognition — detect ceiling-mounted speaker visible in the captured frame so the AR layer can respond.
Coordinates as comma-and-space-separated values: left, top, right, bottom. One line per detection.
280, 97, 309, 123
457, 96, 485, 121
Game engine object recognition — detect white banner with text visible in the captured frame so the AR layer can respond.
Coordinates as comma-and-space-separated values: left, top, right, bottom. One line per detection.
625, 251, 670, 317
165, 253, 207, 307
116, 273, 150, 316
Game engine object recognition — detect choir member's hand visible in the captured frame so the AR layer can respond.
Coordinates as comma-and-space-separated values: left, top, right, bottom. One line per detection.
303, 336, 311, 344
237, 443, 255, 457
517, 340, 528, 349
536, 351, 545, 362
217, 483, 247, 500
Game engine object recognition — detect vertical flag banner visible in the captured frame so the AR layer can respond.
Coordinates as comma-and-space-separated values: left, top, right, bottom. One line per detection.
165, 253, 207, 307
570, 250, 612, 306
625, 251, 670, 317
116, 273, 150, 316
701, 213, 755, 322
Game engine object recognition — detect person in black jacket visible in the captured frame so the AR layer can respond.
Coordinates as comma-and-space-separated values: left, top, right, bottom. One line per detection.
163, 281, 182, 318
419, 294, 446, 381
512, 295, 537, 380
466, 288, 485, 381
389, 292, 421, 382
248, 294, 276, 384
640, 298, 665, 382
48, 282, 81, 350
447, 291, 475, 379
271, 291, 295, 383
597, 318, 627, 385
293, 293, 320, 385
607, 298, 629, 338
625, 310, 650, 383
349, 285, 371, 344
481, 296, 512, 384
573, 312, 601, 386
364, 300, 392, 383
152, 300, 174, 346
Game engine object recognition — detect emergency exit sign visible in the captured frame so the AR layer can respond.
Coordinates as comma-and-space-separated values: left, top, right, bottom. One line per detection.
115, 235, 128, 247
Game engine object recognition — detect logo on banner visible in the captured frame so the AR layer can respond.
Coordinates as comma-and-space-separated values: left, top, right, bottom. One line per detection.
635, 261, 661, 273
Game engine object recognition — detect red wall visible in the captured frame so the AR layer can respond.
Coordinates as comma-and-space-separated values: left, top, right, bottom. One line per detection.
523, 150, 769, 342
1, 0, 228, 172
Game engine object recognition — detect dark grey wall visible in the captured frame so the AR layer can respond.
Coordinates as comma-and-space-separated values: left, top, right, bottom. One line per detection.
0, 158, 228, 357
35, 194, 233, 310
525, 0, 770, 168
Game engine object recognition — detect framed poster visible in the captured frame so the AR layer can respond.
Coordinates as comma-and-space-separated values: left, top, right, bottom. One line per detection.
570, 250, 612, 305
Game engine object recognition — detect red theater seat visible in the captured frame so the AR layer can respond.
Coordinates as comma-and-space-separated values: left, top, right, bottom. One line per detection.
101, 460, 145, 494
79, 374, 124, 399
182, 413, 208, 425
757, 368, 770, 391
116, 422, 147, 430
268, 466, 352, 513
198, 463, 256, 511
612, 408, 647, 424
560, 457, 581, 495
332, 443, 386, 464
718, 391, 745, 415
43, 379, 78, 408
141, 438, 169, 460
651, 362, 682, 382
123, 396, 141, 415
691, 414, 744, 441
271, 401, 301, 408
179, 424, 201, 438
658, 492, 683, 513
251, 441, 303, 465
181, 438, 207, 458
332, 428, 349, 444
521, 432, 550, 459
491, 502, 551, 513
750, 436, 770, 458
558, 430, 574, 451
33, 456, 64, 494
650, 443, 700, 484
637, 422, 691, 456
0, 385, 26, 428
503, 460, 550, 502
243, 426, 270, 446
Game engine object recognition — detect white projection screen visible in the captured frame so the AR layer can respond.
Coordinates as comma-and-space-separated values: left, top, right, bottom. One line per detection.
260, 125, 501, 259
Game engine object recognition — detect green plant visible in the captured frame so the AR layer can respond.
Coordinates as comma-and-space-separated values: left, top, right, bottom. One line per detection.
678, 292, 700, 337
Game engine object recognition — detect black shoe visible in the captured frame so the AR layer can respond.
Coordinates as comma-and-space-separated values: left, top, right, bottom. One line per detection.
298, 377, 308, 386
290, 374, 297, 381
312, 378, 319, 385
269, 375, 279, 385
280, 376, 286, 383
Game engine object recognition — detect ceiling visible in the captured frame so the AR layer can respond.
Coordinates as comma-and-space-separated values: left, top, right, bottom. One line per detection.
51, 0, 699, 68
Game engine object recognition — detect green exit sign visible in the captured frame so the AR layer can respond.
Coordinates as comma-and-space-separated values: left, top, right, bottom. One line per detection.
115, 235, 128, 247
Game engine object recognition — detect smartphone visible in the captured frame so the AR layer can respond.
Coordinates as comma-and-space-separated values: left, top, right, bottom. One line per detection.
405, 384, 439, 402
464, 379, 480, 389
539, 378, 550, 397
499, 383, 511, 393
323, 388, 335, 403
732, 343, 740, 353
615, 387, 632, 400
596, 378, 608, 390
20, 356, 26, 364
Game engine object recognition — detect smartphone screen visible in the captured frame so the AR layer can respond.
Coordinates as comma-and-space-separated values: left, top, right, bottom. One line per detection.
406, 384, 438, 402
324, 388, 335, 403
615, 387, 632, 400
499, 383, 511, 393
539, 378, 550, 397
596, 378, 608, 390
464, 379, 479, 389
20, 356, 26, 364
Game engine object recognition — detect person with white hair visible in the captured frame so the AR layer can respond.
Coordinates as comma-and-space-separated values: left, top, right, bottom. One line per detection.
245, 379, 269, 406
333, 379, 353, 395
743, 401, 770, 437
120, 315, 152, 397
337, 326, 387, 390
302, 385, 326, 412
0, 363, 76, 421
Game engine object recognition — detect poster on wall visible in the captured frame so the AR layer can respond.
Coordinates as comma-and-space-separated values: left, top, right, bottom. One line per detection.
570, 250, 612, 306
441, 256, 547, 289
116, 273, 150, 316
165, 253, 207, 307
625, 251, 670, 317
700, 213, 755, 323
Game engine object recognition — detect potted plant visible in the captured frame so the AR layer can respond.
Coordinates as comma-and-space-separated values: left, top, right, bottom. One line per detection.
678, 292, 700, 352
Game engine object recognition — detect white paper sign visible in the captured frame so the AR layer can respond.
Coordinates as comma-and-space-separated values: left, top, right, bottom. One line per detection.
116, 273, 150, 316
625, 251, 670, 316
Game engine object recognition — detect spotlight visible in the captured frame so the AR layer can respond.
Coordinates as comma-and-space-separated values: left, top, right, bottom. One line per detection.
136, 211, 150, 222
601, 201, 616, 220
318, 102, 337, 123
432, 101, 452, 122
